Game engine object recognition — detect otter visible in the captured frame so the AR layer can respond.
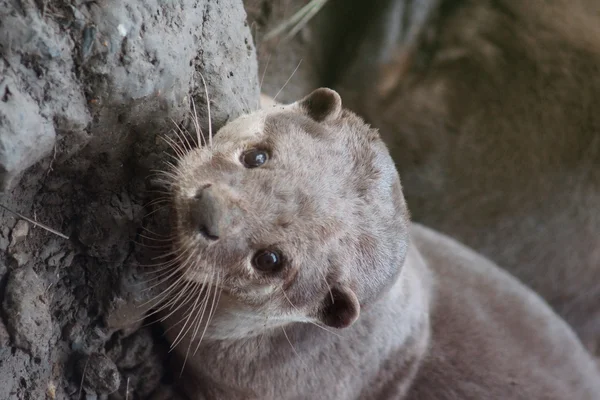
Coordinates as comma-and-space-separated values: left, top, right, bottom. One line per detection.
157, 88, 600, 399
325, 0, 600, 353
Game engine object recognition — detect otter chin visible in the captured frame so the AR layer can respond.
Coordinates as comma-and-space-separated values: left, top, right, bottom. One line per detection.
157, 89, 600, 399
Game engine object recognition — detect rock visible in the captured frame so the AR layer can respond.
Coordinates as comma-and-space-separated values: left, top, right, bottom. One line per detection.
76, 353, 121, 396
2, 266, 52, 356
0, 319, 10, 348
8, 252, 30, 267
0, 0, 260, 396
104, 297, 145, 338
0, 226, 10, 251
112, 329, 155, 370
10, 220, 30, 246
0, 76, 56, 192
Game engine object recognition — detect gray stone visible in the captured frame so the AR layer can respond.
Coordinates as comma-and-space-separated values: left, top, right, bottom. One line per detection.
2, 266, 52, 356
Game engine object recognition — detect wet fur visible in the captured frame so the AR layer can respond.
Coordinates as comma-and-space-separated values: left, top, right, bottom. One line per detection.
332, 0, 600, 352
156, 88, 600, 399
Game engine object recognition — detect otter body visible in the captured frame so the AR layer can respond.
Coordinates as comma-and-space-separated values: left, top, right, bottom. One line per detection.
159, 89, 600, 399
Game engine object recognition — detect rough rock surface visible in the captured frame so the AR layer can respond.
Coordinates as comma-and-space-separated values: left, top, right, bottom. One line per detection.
0, 0, 258, 398
3, 266, 53, 356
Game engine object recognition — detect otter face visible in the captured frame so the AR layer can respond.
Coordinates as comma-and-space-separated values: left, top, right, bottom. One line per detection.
166, 88, 410, 340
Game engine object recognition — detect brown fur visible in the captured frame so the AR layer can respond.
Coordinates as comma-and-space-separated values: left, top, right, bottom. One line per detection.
333, 0, 600, 352
159, 89, 600, 399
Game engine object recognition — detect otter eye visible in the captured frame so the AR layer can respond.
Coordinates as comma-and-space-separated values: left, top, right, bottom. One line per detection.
241, 149, 268, 168
252, 249, 282, 272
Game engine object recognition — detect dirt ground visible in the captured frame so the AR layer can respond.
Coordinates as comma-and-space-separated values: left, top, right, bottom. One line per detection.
0, 0, 260, 398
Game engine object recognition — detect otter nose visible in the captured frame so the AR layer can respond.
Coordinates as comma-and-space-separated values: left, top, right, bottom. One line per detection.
192, 185, 224, 241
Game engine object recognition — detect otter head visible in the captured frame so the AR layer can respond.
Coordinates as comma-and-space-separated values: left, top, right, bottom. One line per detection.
166, 88, 410, 340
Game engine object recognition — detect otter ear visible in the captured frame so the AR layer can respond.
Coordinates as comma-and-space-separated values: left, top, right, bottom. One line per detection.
317, 286, 360, 329
296, 88, 342, 122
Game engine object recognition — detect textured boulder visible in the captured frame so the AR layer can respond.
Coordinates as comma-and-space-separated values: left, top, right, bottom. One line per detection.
0, 0, 258, 398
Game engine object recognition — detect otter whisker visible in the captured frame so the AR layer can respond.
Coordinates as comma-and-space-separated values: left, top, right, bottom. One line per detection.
280, 287, 342, 338
193, 271, 223, 356
184, 288, 214, 369
160, 150, 181, 165
163, 129, 188, 153
197, 72, 213, 149
272, 59, 302, 103
131, 239, 171, 251
142, 276, 198, 323
141, 194, 172, 204
139, 205, 171, 219
148, 246, 202, 305
170, 284, 206, 352
138, 255, 186, 272
138, 248, 194, 295
179, 123, 204, 150
184, 266, 215, 341
258, 289, 276, 348
281, 326, 306, 366
160, 135, 186, 159
169, 267, 215, 353
135, 273, 187, 293
134, 241, 171, 251
135, 240, 174, 254
179, 286, 204, 376
147, 178, 175, 190
157, 285, 204, 340
142, 256, 195, 295
137, 262, 179, 274
160, 160, 181, 175
143, 196, 171, 207
150, 180, 175, 191
139, 254, 188, 272
139, 276, 189, 304
139, 225, 172, 237
170, 117, 197, 151
165, 130, 190, 156
161, 144, 182, 161
188, 286, 211, 349
142, 202, 170, 213
138, 263, 186, 282
316, 269, 334, 303
136, 235, 174, 245
143, 189, 175, 196
137, 286, 196, 327
137, 253, 183, 269
306, 321, 343, 338
142, 205, 170, 219
171, 117, 195, 154
148, 170, 179, 183
258, 52, 272, 109
150, 162, 184, 177
190, 95, 204, 148
175, 283, 213, 376
151, 286, 198, 324
150, 246, 193, 261
139, 280, 186, 313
